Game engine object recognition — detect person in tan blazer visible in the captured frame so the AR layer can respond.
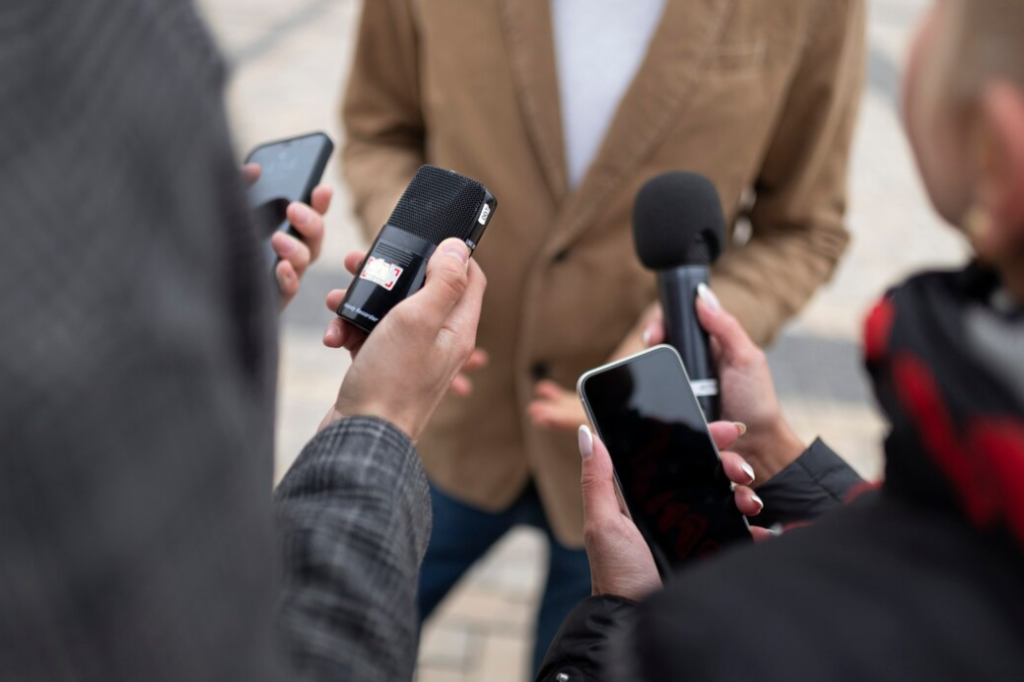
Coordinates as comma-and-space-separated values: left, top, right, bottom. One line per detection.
341, 0, 865, 672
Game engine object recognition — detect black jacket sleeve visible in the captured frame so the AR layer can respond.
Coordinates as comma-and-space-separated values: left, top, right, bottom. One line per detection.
754, 438, 864, 528
537, 597, 640, 682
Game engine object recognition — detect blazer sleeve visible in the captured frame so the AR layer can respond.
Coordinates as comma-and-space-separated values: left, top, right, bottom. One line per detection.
342, 0, 426, 239
273, 416, 432, 682
711, 0, 867, 345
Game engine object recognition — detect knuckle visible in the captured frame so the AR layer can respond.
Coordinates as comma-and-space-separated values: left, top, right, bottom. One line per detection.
580, 471, 602, 497
442, 264, 469, 294
390, 305, 423, 330
434, 274, 467, 306
583, 521, 608, 548
456, 336, 475, 362
737, 344, 765, 367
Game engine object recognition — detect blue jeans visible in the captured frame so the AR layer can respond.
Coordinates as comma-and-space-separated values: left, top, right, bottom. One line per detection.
419, 482, 591, 676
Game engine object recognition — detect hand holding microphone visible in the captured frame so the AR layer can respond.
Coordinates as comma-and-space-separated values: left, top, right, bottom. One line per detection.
633, 172, 726, 421
321, 239, 488, 441
318, 165, 497, 440
339, 166, 497, 333
633, 172, 807, 478
531, 173, 728, 430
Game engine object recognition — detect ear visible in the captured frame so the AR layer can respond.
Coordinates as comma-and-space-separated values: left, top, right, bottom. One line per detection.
973, 81, 1024, 258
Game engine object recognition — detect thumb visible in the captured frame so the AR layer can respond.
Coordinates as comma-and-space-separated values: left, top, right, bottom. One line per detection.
579, 426, 621, 527
413, 238, 471, 327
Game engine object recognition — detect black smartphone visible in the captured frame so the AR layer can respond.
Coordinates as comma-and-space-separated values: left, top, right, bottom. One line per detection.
578, 345, 751, 577
244, 131, 334, 269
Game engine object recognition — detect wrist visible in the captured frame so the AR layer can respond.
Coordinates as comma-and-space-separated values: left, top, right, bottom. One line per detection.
325, 400, 420, 442
318, 405, 348, 433
743, 417, 805, 483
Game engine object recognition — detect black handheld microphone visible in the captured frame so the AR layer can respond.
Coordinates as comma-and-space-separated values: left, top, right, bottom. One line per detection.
339, 165, 497, 333
633, 172, 726, 421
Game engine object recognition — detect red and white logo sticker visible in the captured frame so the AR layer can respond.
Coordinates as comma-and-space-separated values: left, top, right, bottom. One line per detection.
360, 256, 405, 291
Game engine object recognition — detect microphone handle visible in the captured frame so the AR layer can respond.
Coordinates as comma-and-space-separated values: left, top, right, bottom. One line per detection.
657, 266, 720, 422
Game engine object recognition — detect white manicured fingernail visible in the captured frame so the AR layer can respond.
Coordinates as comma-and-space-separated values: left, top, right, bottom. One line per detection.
697, 283, 721, 311
578, 425, 593, 460
741, 461, 755, 483
751, 492, 764, 512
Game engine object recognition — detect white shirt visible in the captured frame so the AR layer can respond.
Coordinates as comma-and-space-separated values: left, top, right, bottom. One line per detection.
552, 0, 668, 188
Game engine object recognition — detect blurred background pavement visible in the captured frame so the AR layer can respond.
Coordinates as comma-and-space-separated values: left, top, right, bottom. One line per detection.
195, 1, 967, 679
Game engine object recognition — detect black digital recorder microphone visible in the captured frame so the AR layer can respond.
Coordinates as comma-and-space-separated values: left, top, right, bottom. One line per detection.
633, 172, 726, 421
339, 165, 497, 333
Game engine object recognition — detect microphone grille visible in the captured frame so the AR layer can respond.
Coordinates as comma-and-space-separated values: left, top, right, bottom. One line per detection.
632, 172, 726, 269
388, 166, 489, 244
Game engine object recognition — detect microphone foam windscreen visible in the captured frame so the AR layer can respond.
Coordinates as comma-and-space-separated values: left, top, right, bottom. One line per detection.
388, 165, 488, 244
632, 172, 726, 268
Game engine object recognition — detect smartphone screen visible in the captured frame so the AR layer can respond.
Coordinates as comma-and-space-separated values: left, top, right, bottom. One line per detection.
579, 345, 750, 575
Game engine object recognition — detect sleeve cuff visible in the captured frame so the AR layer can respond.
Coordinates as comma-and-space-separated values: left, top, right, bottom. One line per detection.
753, 437, 864, 527
537, 596, 638, 682
274, 415, 421, 502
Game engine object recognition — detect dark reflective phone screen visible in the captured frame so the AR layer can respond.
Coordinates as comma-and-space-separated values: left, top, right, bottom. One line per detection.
247, 133, 327, 210
582, 347, 750, 574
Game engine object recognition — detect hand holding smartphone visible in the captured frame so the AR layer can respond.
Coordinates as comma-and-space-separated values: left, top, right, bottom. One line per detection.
244, 132, 334, 270
579, 345, 751, 578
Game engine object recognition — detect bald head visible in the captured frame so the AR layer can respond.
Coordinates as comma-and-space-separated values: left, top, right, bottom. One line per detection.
952, 0, 1024, 96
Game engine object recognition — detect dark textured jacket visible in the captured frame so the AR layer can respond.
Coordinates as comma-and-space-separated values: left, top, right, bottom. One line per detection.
540, 446, 1024, 682
0, 2, 429, 680
536, 440, 862, 681
542, 489, 1024, 682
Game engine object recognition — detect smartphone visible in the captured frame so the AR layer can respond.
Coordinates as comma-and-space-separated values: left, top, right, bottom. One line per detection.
244, 132, 334, 269
578, 345, 751, 577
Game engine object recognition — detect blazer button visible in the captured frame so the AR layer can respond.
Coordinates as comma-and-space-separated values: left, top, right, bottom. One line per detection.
552, 248, 571, 264
531, 362, 550, 380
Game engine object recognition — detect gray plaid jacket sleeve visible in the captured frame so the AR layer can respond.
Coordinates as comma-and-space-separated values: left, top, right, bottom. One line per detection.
274, 417, 433, 682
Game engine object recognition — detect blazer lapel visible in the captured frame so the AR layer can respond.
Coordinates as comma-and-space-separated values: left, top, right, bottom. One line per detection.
500, 0, 569, 203
551, 0, 737, 251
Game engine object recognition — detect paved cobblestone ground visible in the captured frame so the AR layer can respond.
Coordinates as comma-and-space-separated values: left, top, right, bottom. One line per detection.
196, 1, 967, 679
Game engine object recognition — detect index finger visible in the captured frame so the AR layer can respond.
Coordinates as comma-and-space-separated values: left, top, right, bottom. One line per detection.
344, 250, 367, 277
310, 185, 333, 215
241, 163, 261, 186
708, 421, 745, 451
697, 297, 755, 363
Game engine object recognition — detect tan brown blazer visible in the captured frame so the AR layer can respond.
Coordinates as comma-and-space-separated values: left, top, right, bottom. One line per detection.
342, 0, 866, 545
